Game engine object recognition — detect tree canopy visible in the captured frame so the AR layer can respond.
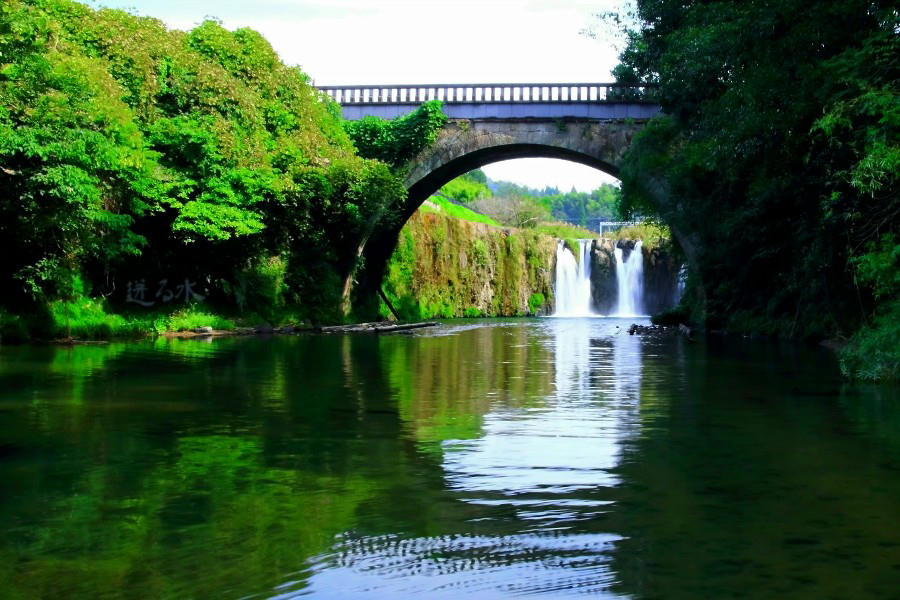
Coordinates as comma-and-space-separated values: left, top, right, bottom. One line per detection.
608, 0, 898, 378
0, 0, 445, 327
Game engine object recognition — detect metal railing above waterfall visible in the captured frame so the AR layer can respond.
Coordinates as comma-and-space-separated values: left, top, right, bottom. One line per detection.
593, 221, 638, 236
318, 83, 658, 105
550, 219, 639, 236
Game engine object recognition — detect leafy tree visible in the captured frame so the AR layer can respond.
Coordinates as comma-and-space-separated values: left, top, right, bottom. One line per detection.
436, 170, 492, 204
605, 0, 897, 376
0, 0, 445, 329
343, 100, 446, 169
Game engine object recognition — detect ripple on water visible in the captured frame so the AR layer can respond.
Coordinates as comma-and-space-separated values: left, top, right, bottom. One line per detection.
294, 531, 626, 599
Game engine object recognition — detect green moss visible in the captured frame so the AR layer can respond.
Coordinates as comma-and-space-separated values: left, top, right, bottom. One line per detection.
382, 211, 555, 320
528, 293, 545, 315
472, 239, 489, 267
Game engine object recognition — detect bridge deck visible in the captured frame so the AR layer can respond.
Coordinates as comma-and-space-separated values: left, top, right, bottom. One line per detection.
320, 83, 660, 121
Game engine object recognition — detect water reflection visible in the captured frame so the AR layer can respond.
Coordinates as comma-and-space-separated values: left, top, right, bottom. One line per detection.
303, 319, 646, 597
292, 532, 622, 599
1, 323, 899, 599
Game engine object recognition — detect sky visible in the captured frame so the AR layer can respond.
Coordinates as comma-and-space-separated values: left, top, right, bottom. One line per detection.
83, 0, 627, 191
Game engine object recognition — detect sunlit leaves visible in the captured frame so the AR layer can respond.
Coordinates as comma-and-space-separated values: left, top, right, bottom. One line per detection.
1, 0, 433, 313
344, 100, 447, 169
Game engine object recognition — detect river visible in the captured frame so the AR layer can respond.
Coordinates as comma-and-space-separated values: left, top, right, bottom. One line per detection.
1, 318, 898, 598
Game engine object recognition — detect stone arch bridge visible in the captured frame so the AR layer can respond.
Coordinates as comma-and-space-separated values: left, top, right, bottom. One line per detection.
319, 83, 661, 305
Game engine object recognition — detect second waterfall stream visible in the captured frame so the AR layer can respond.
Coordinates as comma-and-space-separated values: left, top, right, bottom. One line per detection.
553, 239, 646, 317
613, 241, 644, 317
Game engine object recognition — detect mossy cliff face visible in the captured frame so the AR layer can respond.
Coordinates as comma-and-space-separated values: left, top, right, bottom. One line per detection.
380, 212, 557, 320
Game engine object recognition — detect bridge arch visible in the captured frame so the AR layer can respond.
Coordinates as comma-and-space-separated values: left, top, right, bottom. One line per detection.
401, 119, 641, 226
348, 118, 646, 306
321, 83, 665, 309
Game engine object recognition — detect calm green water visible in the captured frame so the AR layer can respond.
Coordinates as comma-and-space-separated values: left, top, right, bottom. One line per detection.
1, 318, 898, 599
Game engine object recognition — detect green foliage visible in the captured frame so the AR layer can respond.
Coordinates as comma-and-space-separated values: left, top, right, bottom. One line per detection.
437, 170, 492, 204
528, 293, 545, 315
852, 234, 900, 300
609, 0, 898, 366
343, 100, 447, 169
540, 184, 621, 225
463, 168, 487, 185
0, 0, 442, 331
49, 296, 145, 339
163, 308, 235, 332
488, 179, 621, 226
841, 233, 900, 381
471, 239, 489, 266
38, 295, 236, 340
616, 222, 671, 252
841, 298, 900, 381
420, 298, 455, 319
420, 195, 501, 226
222, 256, 288, 314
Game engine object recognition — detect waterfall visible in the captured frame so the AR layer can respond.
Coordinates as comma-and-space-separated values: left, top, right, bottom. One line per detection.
553, 240, 594, 317
674, 264, 687, 305
613, 241, 644, 317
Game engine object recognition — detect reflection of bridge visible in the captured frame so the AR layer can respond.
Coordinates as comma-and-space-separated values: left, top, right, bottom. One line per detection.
320, 83, 662, 304
320, 82, 660, 121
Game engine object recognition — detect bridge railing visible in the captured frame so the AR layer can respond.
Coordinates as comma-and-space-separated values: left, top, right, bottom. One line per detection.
319, 83, 657, 105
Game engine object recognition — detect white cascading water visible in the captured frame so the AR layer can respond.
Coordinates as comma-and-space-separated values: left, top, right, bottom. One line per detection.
553, 240, 595, 317
613, 241, 644, 317
674, 264, 687, 305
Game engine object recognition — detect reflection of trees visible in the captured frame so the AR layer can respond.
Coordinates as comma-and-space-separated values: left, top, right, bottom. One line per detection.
9, 328, 894, 599
384, 325, 554, 451
608, 340, 900, 599
0, 336, 426, 598
324, 320, 644, 597
0, 328, 561, 598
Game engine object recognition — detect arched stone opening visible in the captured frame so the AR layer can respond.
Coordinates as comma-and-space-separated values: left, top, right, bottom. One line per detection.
349, 117, 700, 317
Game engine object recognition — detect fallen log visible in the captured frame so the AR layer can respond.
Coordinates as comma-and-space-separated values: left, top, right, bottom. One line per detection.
317, 322, 378, 333
373, 322, 439, 333
317, 321, 439, 334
